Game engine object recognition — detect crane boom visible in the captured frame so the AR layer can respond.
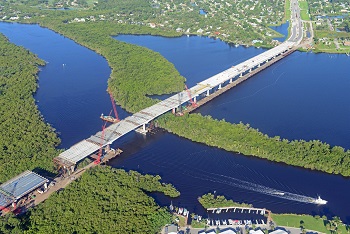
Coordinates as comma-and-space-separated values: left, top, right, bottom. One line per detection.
185, 84, 197, 107
94, 121, 108, 164
109, 93, 119, 121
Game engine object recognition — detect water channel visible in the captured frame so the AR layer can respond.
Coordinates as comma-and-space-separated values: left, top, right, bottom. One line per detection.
0, 22, 349, 223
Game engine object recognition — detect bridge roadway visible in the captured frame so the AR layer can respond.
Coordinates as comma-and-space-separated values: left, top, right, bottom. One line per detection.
55, 2, 303, 167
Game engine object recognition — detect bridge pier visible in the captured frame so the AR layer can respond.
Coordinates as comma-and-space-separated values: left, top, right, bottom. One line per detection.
258, 63, 260, 67
218, 84, 222, 90
249, 68, 252, 73
229, 78, 232, 83
206, 89, 210, 96
240, 73, 243, 77
193, 96, 197, 103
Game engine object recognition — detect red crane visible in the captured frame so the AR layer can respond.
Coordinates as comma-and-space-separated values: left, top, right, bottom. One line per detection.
109, 92, 119, 121
94, 121, 107, 164
185, 84, 197, 107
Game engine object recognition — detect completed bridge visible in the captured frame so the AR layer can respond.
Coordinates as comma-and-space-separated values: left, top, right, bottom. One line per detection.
54, 0, 303, 170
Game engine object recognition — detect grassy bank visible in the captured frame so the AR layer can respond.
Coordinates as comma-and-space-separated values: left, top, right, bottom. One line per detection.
284, 0, 292, 23
298, 0, 310, 21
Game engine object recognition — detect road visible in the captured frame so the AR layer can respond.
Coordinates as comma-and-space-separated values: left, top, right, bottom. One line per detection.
289, 0, 304, 43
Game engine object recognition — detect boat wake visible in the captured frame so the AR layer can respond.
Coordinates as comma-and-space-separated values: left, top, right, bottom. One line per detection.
128, 147, 326, 205
177, 166, 320, 204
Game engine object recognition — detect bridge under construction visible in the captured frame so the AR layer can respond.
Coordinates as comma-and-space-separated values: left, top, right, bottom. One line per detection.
54, 40, 301, 170
53, 0, 305, 168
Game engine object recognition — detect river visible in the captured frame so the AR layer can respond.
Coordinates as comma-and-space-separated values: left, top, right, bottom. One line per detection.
0, 22, 129, 149
0, 22, 349, 223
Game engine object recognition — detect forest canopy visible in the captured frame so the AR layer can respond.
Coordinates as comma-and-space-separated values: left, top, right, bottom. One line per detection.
0, 34, 60, 183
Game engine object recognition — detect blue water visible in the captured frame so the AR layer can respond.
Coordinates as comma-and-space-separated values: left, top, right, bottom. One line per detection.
200, 9, 207, 15
0, 22, 129, 149
270, 21, 289, 42
1, 22, 350, 223
316, 15, 347, 19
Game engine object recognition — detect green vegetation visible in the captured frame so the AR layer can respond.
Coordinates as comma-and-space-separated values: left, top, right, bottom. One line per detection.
272, 213, 349, 234
191, 219, 207, 228
298, 0, 310, 21
342, 20, 350, 33
0, 34, 60, 183
157, 113, 350, 176
177, 215, 187, 227
284, 0, 292, 23
0, 0, 287, 47
307, 0, 350, 17
198, 193, 252, 209
0, 167, 180, 233
313, 30, 350, 53
299, 0, 350, 53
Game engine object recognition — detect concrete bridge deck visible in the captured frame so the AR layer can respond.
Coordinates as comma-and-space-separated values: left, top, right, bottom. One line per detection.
54, 0, 303, 167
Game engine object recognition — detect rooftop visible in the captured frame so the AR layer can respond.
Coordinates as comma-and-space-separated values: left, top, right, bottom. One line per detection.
0, 171, 48, 208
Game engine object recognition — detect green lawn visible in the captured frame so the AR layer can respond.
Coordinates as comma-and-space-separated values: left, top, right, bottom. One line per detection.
298, 0, 310, 21
271, 214, 349, 234
284, 0, 291, 22
191, 220, 206, 228
176, 215, 187, 227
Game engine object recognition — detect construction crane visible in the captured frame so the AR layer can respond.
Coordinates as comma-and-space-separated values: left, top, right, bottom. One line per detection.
100, 92, 120, 123
185, 84, 197, 107
94, 121, 107, 164
94, 109, 112, 164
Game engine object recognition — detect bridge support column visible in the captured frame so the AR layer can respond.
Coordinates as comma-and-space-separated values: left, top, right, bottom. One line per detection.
206, 89, 210, 96
193, 96, 197, 103
249, 69, 252, 73
239, 73, 243, 77
265, 60, 268, 63
258, 63, 260, 67
229, 78, 232, 83
143, 124, 146, 131
218, 84, 222, 89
